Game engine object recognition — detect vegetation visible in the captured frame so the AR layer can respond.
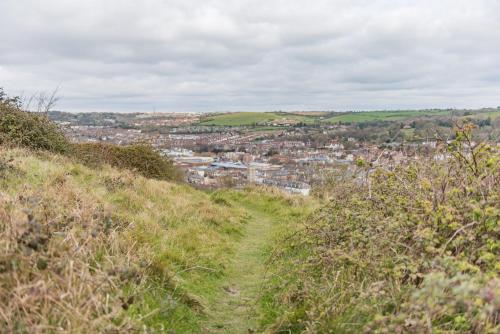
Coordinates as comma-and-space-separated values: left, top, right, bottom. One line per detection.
324, 109, 456, 123
262, 124, 499, 333
72, 142, 183, 181
1, 89, 498, 332
199, 112, 315, 126
0, 99, 69, 153
0, 93, 182, 182
0, 147, 249, 332
0, 148, 311, 332
203, 188, 314, 332
0, 102, 310, 331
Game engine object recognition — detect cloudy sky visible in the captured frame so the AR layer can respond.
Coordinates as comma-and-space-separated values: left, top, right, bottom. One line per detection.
1, 0, 499, 112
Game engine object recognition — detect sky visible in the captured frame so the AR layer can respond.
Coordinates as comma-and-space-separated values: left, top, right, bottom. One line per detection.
1, 0, 500, 112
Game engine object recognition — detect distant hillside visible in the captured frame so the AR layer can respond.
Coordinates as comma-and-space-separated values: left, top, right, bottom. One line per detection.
198, 111, 317, 126
197, 109, 499, 127
324, 109, 455, 123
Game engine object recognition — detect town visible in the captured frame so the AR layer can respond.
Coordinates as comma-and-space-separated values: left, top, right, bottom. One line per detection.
49, 109, 499, 195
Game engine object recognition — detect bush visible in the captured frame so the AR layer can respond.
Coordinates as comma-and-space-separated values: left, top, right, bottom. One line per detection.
264, 125, 499, 333
71, 142, 183, 182
0, 103, 69, 153
1, 95, 183, 182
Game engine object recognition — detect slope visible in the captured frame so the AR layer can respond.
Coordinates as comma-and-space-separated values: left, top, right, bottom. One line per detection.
0, 146, 314, 333
0, 147, 248, 332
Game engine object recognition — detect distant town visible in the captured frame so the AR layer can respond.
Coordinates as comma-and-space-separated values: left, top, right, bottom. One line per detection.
49, 109, 499, 195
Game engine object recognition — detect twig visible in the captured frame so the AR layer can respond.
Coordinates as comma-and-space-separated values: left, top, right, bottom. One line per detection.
443, 222, 477, 250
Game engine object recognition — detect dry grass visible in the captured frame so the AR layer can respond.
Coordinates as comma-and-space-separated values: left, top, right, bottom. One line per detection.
0, 147, 246, 333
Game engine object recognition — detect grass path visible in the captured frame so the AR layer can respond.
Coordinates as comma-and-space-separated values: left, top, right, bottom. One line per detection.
202, 207, 275, 333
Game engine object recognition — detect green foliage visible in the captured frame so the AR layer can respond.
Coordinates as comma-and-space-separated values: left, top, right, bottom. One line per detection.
324, 109, 455, 123
71, 142, 183, 182
0, 102, 69, 153
264, 125, 499, 333
199, 112, 315, 126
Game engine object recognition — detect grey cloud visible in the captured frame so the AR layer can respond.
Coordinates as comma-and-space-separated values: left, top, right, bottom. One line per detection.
1, 0, 500, 112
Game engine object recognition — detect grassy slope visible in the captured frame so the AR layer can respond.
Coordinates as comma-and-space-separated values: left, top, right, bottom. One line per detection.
464, 110, 500, 119
0, 147, 248, 332
199, 112, 314, 126
0, 147, 315, 333
324, 109, 454, 123
198, 110, 498, 126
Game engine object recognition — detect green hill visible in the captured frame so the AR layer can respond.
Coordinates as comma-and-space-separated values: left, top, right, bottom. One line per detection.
198, 110, 495, 126
324, 109, 454, 123
198, 112, 315, 126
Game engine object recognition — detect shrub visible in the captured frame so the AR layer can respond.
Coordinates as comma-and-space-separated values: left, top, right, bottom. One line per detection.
0, 95, 183, 182
264, 125, 499, 333
0, 103, 69, 153
71, 142, 183, 182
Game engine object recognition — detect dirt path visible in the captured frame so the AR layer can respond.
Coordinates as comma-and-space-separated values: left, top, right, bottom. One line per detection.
203, 208, 275, 333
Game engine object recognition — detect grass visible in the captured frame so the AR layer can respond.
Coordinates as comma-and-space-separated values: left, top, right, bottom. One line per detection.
463, 110, 500, 119
199, 112, 315, 126
201, 207, 273, 333
198, 109, 498, 126
202, 189, 316, 332
0, 147, 316, 333
0, 147, 248, 332
324, 109, 454, 123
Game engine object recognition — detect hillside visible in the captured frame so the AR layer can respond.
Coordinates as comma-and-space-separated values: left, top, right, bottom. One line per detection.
0, 146, 313, 333
1, 101, 498, 333
323, 109, 455, 123
197, 109, 498, 127
198, 112, 316, 126
0, 148, 236, 331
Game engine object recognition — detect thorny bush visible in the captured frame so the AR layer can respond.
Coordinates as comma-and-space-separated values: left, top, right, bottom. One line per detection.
266, 124, 499, 334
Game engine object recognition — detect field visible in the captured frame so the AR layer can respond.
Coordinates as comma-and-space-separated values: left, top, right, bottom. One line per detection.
324, 109, 456, 123
464, 110, 500, 119
198, 109, 499, 126
198, 112, 316, 126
